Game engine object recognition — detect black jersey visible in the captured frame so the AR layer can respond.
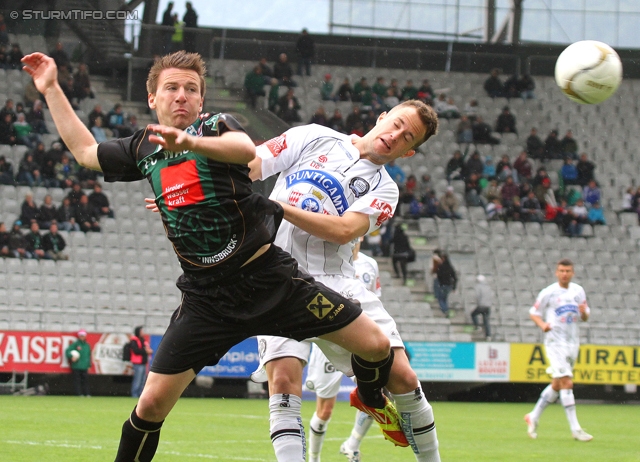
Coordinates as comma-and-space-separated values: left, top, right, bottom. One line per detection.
97, 113, 283, 284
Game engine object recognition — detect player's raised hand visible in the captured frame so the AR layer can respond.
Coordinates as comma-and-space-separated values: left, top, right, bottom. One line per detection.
148, 124, 194, 152
21, 53, 58, 95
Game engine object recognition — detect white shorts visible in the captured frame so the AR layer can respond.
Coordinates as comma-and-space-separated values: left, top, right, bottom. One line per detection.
545, 342, 579, 378
256, 274, 404, 377
305, 344, 345, 398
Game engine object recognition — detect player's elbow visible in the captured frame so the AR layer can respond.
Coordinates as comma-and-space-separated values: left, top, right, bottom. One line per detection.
331, 228, 359, 245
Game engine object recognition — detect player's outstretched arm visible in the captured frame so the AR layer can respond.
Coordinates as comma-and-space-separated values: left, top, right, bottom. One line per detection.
278, 202, 370, 245
148, 124, 255, 164
21, 53, 100, 171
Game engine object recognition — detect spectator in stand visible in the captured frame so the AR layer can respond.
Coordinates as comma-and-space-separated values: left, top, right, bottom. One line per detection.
243, 65, 266, 109
383, 87, 400, 110
75, 194, 101, 233
433, 93, 447, 114
13, 112, 41, 149
50, 42, 71, 70
456, 115, 474, 144
277, 88, 301, 123
56, 197, 80, 232
518, 74, 536, 99
438, 186, 461, 219
55, 154, 78, 188
41, 141, 64, 187
544, 130, 563, 160
182, 2, 198, 53
560, 130, 578, 160
484, 178, 501, 202
0, 155, 13, 184
391, 223, 413, 285
42, 220, 68, 260
532, 167, 550, 197
473, 116, 500, 145
129, 326, 154, 398
9, 221, 31, 258
620, 187, 635, 213
88, 183, 114, 218
416, 79, 435, 104
508, 196, 522, 221
267, 78, 279, 113
309, 106, 328, 126
258, 57, 273, 82
486, 197, 504, 221
20, 193, 40, 226
30, 141, 47, 169
446, 150, 464, 182
25, 221, 47, 259
27, 100, 48, 134
106, 104, 129, 137
352, 77, 370, 103
440, 97, 461, 120
519, 181, 533, 199
16, 151, 42, 187
320, 74, 334, 101
0, 13, 7, 46
431, 249, 457, 318
582, 180, 601, 208
0, 222, 10, 257
500, 176, 520, 207
576, 153, 596, 186
503, 74, 520, 99
88, 104, 106, 129
8, 43, 24, 69
345, 106, 362, 134
495, 154, 514, 182
372, 76, 387, 101
38, 194, 57, 229
0, 44, 7, 69
0, 112, 17, 145
567, 199, 588, 236
514, 151, 533, 183
388, 79, 401, 99
327, 108, 345, 133
273, 53, 296, 87
464, 98, 479, 121
484, 68, 504, 98
401, 80, 418, 101
336, 78, 353, 102
472, 275, 493, 340
160, 2, 175, 54
15, 102, 26, 118
560, 157, 579, 185
90, 116, 108, 143
587, 202, 606, 226
124, 114, 140, 135
67, 181, 86, 206
465, 172, 485, 207
295, 28, 315, 76
24, 80, 41, 108
483, 155, 496, 179
521, 191, 543, 222
73, 63, 94, 102
463, 151, 484, 180
57, 64, 75, 104
65, 330, 92, 397
170, 13, 184, 51
495, 106, 517, 134
384, 159, 405, 186
0, 98, 16, 122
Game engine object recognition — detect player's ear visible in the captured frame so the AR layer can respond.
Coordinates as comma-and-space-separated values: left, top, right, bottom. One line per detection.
376, 111, 388, 124
148, 93, 156, 110
402, 149, 416, 159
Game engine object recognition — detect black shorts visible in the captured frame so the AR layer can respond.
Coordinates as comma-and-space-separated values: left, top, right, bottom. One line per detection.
151, 245, 363, 374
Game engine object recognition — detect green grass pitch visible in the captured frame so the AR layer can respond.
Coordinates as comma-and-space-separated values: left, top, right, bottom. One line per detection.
0, 396, 637, 461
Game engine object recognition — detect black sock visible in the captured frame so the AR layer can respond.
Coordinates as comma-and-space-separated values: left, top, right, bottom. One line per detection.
114, 406, 164, 462
351, 349, 395, 409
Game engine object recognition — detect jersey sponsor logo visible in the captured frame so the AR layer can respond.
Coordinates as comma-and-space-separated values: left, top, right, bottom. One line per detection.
555, 304, 578, 316
324, 361, 336, 373
307, 294, 335, 319
309, 161, 324, 169
160, 159, 205, 210
264, 134, 287, 157
370, 198, 394, 226
285, 170, 349, 215
198, 236, 238, 264
318, 155, 328, 163
349, 177, 370, 198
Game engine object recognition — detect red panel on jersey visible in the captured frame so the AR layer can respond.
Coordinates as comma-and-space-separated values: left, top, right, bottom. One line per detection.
160, 159, 205, 210
264, 134, 287, 157
370, 198, 394, 226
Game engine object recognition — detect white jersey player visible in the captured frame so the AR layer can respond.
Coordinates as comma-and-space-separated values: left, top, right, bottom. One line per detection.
525, 259, 593, 442
250, 101, 441, 462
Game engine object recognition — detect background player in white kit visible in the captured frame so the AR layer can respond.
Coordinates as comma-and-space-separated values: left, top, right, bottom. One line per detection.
306, 237, 378, 462
250, 100, 442, 462
524, 259, 593, 442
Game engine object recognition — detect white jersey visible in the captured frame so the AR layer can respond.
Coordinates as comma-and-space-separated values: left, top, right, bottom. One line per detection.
257, 124, 398, 278
529, 282, 588, 346
353, 252, 382, 297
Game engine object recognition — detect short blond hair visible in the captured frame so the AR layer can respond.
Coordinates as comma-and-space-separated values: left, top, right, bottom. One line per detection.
146, 51, 207, 97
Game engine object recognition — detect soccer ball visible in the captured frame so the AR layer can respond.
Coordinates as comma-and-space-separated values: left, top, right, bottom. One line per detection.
555, 40, 622, 104
70, 350, 80, 361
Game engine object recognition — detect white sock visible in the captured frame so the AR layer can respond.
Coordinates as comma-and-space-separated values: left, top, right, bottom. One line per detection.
530, 384, 559, 422
560, 389, 581, 432
393, 388, 440, 462
344, 411, 374, 452
269, 394, 306, 462
309, 412, 329, 462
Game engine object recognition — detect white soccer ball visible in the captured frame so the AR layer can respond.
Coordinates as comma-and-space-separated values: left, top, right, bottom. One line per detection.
70, 350, 80, 361
555, 40, 622, 104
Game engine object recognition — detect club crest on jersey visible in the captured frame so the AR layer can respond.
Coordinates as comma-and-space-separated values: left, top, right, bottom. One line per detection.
349, 177, 370, 198
299, 195, 323, 213
307, 294, 335, 319
361, 273, 371, 284
264, 134, 287, 157
285, 170, 348, 215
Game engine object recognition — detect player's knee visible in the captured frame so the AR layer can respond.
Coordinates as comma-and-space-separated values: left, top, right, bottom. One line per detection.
368, 334, 391, 361
136, 391, 169, 422
387, 368, 419, 394
269, 370, 302, 395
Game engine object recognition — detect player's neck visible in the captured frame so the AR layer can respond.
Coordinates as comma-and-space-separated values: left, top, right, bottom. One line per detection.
558, 282, 570, 289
